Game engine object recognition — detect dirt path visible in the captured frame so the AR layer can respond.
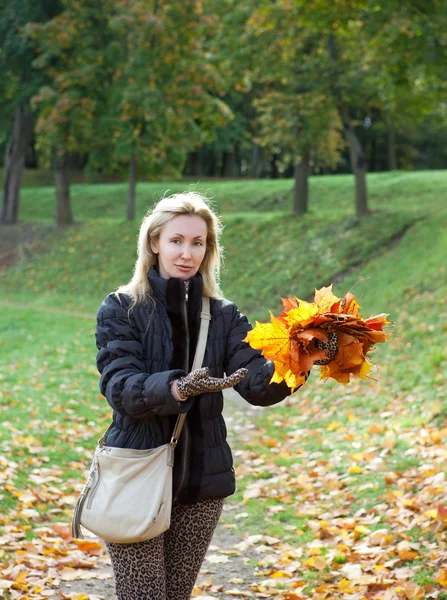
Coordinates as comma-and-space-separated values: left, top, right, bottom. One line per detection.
60, 391, 268, 600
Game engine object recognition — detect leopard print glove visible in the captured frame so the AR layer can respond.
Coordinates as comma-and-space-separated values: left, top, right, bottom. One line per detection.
175, 367, 248, 399
314, 331, 339, 365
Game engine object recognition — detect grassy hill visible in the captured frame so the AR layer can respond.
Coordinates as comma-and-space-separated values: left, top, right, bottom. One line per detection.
2, 170, 445, 318
0, 170, 447, 597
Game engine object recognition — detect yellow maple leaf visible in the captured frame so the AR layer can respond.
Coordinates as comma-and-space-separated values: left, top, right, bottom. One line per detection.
398, 549, 419, 561
435, 568, 447, 587
338, 578, 357, 593
245, 314, 290, 358
246, 315, 306, 391
347, 465, 363, 474
305, 556, 327, 570
284, 302, 319, 330
269, 570, 292, 578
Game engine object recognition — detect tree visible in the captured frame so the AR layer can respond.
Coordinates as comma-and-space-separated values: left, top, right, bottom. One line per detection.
196, 0, 446, 188
183, 91, 256, 178
29, 0, 230, 220
325, 29, 370, 218
215, 0, 357, 216
254, 89, 344, 214
25, 0, 116, 225
0, 0, 61, 224
104, 0, 229, 219
362, 0, 447, 172
217, 0, 447, 216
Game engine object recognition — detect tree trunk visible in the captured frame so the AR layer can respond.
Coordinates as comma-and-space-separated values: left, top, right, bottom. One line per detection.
338, 104, 369, 218
251, 143, 264, 178
270, 154, 279, 179
191, 151, 202, 177
327, 33, 368, 218
369, 137, 377, 172
388, 122, 398, 171
293, 154, 309, 216
1, 106, 33, 224
127, 154, 137, 221
53, 151, 73, 226
205, 151, 217, 177
222, 148, 238, 178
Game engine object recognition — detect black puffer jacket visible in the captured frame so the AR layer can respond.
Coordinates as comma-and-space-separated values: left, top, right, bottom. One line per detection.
95, 267, 290, 504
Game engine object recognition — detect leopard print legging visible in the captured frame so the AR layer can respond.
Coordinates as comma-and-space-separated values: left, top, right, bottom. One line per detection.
105, 498, 224, 600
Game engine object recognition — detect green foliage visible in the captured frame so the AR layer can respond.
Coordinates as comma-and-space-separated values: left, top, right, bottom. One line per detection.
209, 0, 447, 182
0, 0, 62, 138
26, 0, 231, 177
24, 0, 118, 161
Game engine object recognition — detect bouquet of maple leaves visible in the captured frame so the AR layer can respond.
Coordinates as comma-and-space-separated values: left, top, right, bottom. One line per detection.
245, 285, 391, 390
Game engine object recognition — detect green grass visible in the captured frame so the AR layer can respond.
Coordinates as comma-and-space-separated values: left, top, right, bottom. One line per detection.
0, 208, 415, 319
219, 206, 447, 566
9, 169, 447, 224
4, 169, 444, 319
222, 209, 414, 319
0, 171, 447, 599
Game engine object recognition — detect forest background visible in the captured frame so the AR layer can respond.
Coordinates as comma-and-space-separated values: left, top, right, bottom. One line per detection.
1, 1, 447, 600
1, 0, 446, 224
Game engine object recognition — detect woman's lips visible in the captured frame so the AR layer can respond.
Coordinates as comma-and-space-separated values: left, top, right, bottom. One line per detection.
176, 265, 193, 271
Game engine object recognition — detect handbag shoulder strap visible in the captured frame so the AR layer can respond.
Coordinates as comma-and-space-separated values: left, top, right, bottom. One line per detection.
191, 296, 211, 371
170, 296, 211, 446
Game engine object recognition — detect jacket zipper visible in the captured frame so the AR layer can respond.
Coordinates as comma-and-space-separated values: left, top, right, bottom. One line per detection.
174, 281, 190, 500
183, 281, 190, 370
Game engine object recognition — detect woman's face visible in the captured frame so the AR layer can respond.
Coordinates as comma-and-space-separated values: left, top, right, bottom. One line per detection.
151, 215, 208, 280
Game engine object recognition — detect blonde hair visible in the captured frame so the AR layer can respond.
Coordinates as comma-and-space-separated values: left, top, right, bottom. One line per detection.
116, 191, 224, 307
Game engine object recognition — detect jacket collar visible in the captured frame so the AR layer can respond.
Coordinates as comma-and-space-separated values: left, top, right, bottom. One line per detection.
148, 266, 204, 315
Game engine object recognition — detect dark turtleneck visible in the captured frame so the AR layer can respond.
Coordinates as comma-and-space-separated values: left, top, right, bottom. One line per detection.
147, 266, 204, 372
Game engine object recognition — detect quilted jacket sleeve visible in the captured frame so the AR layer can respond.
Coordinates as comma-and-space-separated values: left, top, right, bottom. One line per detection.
95, 293, 193, 419
223, 303, 292, 407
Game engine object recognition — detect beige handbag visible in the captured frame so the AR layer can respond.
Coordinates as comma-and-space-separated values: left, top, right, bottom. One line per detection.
71, 297, 211, 544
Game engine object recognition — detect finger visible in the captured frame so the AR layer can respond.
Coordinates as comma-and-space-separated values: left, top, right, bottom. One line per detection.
202, 375, 243, 392
233, 368, 248, 379
206, 368, 248, 387
224, 368, 248, 386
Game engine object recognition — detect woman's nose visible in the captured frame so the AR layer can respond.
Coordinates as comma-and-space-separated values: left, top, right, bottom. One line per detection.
181, 245, 192, 258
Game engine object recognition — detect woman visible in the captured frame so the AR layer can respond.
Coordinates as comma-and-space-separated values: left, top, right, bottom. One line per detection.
95, 191, 294, 600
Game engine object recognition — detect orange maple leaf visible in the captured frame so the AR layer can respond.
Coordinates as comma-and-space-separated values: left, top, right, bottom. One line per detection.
340, 291, 362, 316
314, 284, 340, 313
281, 296, 298, 312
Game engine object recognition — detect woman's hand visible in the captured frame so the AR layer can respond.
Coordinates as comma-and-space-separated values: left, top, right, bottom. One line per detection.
171, 367, 248, 401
